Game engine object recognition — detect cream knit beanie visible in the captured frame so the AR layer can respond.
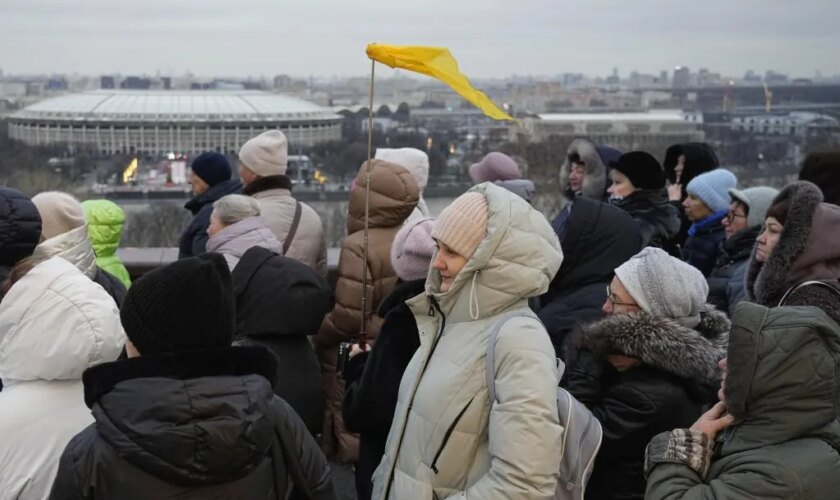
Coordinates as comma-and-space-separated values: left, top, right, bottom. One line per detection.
238, 130, 288, 177
432, 192, 489, 258
31, 191, 86, 241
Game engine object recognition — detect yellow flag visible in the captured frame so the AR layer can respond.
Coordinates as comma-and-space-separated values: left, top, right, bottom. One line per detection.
366, 44, 516, 122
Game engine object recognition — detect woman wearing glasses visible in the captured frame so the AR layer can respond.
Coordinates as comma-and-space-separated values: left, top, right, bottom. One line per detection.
706, 187, 778, 317
562, 247, 729, 500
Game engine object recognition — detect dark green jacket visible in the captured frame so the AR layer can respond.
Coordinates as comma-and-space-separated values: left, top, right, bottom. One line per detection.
645, 303, 840, 499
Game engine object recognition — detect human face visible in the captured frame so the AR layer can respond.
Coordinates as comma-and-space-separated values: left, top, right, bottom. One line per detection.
238, 162, 258, 186
568, 163, 586, 193
675, 154, 686, 183
682, 194, 713, 222
723, 201, 749, 239
755, 217, 783, 263
189, 171, 209, 196
607, 170, 636, 199
603, 277, 641, 315
718, 357, 727, 402
431, 240, 469, 293
207, 210, 225, 237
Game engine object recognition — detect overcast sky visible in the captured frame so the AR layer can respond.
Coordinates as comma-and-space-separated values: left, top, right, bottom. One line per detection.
1, 0, 838, 79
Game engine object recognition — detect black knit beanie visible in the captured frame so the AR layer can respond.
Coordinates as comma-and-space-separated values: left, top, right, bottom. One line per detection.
121, 253, 235, 355
609, 151, 666, 190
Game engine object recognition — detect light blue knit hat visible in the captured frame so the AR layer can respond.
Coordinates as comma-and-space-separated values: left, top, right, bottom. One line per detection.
686, 168, 737, 213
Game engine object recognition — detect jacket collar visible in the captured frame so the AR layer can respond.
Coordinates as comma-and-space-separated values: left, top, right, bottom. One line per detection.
688, 210, 726, 237
33, 225, 97, 278
242, 175, 292, 197
184, 179, 242, 214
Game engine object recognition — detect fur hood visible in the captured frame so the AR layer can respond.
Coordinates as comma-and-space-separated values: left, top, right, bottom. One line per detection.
571, 305, 729, 385
558, 139, 616, 200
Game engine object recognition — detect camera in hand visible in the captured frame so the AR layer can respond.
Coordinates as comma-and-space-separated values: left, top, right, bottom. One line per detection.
337, 341, 352, 376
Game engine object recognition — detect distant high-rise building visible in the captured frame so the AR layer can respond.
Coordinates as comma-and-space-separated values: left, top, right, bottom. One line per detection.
673, 66, 691, 88
659, 70, 669, 85
120, 76, 152, 90
47, 77, 68, 91
744, 70, 762, 83
100, 76, 116, 89
764, 70, 789, 85
161, 77, 171, 90
606, 67, 620, 85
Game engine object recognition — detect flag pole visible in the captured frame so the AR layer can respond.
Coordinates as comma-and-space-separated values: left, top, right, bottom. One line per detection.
359, 57, 376, 349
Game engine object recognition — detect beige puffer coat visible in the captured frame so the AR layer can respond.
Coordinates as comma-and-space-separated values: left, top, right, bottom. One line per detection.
372, 183, 564, 500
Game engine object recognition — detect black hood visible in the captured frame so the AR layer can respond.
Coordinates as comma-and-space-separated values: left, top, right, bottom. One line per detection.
663, 142, 719, 188
550, 198, 642, 295
378, 278, 427, 317
82, 346, 279, 487
0, 186, 42, 267
184, 179, 242, 214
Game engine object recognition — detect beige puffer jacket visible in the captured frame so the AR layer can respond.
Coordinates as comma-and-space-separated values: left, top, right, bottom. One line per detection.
372, 183, 564, 500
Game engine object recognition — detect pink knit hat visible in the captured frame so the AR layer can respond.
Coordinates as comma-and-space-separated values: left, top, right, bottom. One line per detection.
469, 152, 522, 183
432, 192, 489, 258
391, 217, 435, 281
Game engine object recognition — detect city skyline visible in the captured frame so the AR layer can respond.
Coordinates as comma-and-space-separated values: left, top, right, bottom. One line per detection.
1, 0, 838, 79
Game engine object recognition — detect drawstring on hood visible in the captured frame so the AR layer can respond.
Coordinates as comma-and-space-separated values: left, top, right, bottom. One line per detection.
469, 271, 481, 320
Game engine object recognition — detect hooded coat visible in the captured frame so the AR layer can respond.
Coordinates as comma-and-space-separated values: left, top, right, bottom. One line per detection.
32, 225, 127, 306
178, 178, 242, 259
232, 246, 332, 436
746, 181, 840, 325
706, 225, 760, 317
49, 346, 338, 500
538, 198, 643, 357
645, 303, 840, 499
663, 143, 720, 246
564, 307, 729, 500
81, 199, 131, 288
0, 257, 124, 500
372, 183, 564, 500
558, 139, 618, 201
206, 216, 283, 270
244, 175, 327, 276
0, 187, 42, 287
316, 160, 419, 462
611, 189, 681, 254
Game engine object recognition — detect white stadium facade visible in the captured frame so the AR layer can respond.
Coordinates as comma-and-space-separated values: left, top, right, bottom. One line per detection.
8, 90, 342, 156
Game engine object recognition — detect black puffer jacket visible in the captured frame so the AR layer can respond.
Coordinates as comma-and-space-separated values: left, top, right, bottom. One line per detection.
232, 246, 332, 436
178, 179, 242, 259
342, 278, 425, 500
682, 212, 726, 277
663, 143, 719, 246
50, 346, 337, 500
707, 225, 759, 316
538, 198, 642, 358
564, 308, 729, 500
0, 187, 42, 286
611, 189, 681, 255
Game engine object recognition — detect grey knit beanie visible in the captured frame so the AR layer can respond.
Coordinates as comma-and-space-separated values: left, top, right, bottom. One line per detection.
728, 186, 780, 228
614, 247, 709, 327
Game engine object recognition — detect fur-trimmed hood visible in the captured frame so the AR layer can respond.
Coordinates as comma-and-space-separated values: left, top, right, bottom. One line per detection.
559, 139, 618, 200
573, 305, 729, 385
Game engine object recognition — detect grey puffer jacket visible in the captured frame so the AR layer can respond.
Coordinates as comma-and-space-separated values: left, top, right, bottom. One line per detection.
645, 303, 840, 500
206, 216, 282, 271
372, 183, 564, 500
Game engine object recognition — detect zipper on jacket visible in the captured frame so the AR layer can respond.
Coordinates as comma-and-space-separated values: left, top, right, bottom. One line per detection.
431, 396, 475, 473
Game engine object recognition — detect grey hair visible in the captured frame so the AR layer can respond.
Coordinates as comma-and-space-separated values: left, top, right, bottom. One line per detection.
212, 194, 261, 225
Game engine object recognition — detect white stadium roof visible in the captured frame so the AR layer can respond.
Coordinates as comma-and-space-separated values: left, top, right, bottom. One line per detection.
12, 90, 339, 122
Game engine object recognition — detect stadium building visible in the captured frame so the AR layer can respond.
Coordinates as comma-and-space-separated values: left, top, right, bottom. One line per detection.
7, 90, 342, 156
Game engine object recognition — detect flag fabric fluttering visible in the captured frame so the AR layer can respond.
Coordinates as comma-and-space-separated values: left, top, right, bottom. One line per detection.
366, 44, 516, 122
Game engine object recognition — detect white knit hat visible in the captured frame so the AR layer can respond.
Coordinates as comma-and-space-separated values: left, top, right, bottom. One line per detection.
238, 130, 288, 177
31, 191, 86, 241
375, 148, 429, 191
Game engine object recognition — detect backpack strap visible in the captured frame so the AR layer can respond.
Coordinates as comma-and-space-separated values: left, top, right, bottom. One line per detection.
485, 311, 540, 405
282, 201, 302, 255
778, 280, 840, 307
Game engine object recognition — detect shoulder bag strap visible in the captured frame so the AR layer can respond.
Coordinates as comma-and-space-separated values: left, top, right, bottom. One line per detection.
778, 280, 840, 307
485, 311, 540, 405
283, 201, 303, 255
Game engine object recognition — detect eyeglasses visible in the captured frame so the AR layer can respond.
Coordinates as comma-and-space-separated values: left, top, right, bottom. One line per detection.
724, 211, 747, 224
606, 284, 638, 308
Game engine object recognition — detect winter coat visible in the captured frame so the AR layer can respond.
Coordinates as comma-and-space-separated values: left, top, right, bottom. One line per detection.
494, 179, 536, 203
558, 138, 619, 201
746, 181, 840, 325
343, 279, 425, 500
663, 143, 719, 246
644, 303, 840, 500
0, 187, 41, 287
682, 211, 726, 277
81, 199, 131, 288
0, 257, 124, 500
611, 189, 681, 254
706, 225, 759, 317
49, 346, 337, 500
564, 307, 729, 500
206, 216, 283, 270
232, 246, 331, 436
32, 225, 127, 306
538, 197, 642, 358
178, 179, 241, 259
372, 183, 564, 500
244, 175, 327, 276
316, 160, 418, 463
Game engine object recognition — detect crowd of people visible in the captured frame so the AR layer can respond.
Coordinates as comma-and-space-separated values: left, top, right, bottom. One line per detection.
1, 130, 839, 500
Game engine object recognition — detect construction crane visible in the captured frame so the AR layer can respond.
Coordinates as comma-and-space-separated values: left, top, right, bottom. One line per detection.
763, 83, 773, 113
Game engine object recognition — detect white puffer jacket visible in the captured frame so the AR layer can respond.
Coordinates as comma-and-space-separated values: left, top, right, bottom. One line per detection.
0, 257, 125, 500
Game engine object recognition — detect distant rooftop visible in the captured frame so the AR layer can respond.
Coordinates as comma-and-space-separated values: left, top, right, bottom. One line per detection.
537, 109, 692, 123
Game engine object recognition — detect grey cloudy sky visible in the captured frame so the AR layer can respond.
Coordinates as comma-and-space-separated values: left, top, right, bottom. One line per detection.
1, 0, 837, 79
